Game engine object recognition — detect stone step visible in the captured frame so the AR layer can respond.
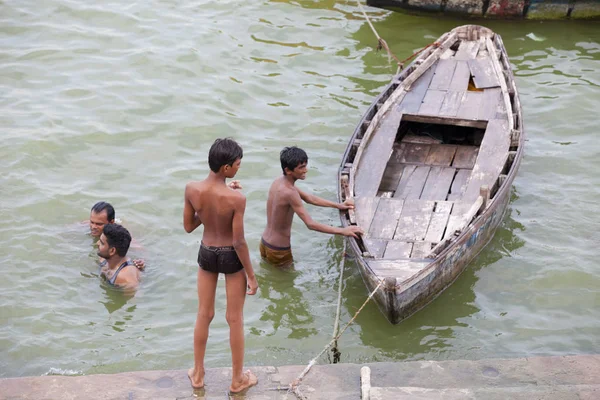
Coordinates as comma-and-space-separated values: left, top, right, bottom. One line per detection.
369, 384, 600, 400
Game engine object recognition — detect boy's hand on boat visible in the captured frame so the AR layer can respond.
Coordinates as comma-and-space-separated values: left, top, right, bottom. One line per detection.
338, 199, 355, 210
342, 225, 363, 238
246, 275, 258, 295
228, 180, 243, 190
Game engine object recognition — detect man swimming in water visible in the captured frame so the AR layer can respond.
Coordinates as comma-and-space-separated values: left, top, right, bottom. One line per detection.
183, 138, 258, 394
86, 201, 145, 270
97, 224, 140, 289
260, 146, 363, 267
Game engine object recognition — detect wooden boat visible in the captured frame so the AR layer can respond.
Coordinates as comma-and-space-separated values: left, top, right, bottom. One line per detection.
337, 25, 524, 324
367, 0, 600, 20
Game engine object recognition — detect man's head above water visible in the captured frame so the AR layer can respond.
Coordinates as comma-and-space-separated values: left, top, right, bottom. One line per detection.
89, 201, 115, 238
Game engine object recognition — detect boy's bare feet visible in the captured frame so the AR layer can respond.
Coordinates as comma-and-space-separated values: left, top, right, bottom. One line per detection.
187, 367, 204, 389
229, 370, 258, 394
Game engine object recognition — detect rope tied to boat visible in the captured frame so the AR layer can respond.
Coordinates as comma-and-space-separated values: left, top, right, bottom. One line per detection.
355, 1, 403, 74
287, 272, 385, 398
356, 0, 441, 72
330, 240, 347, 364
399, 41, 441, 67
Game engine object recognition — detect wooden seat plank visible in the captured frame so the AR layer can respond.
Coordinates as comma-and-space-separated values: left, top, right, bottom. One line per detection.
397, 62, 438, 114
394, 199, 435, 241
429, 59, 458, 91
355, 110, 403, 198
418, 89, 447, 116
448, 61, 470, 91
439, 91, 465, 117
411, 241, 434, 259
447, 169, 471, 201
468, 58, 500, 89
452, 146, 479, 169
478, 88, 502, 121
354, 197, 380, 233
366, 259, 430, 280
425, 144, 458, 166
424, 201, 453, 243
383, 241, 413, 259
394, 166, 431, 200
456, 91, 484, 120
462, 119, 510, 201
420, 167, 456, 201
368, 198, 404, 239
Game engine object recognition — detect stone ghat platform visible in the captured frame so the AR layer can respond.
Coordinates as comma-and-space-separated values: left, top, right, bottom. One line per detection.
1, 355, 599, 399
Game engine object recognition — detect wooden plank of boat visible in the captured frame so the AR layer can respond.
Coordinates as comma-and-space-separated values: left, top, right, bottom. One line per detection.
366, 259, 430, 279
478, 88, 503, 121
425, 144, 457, 166
429, 59, 458, 91
462, 119, 510, 201
457, 91, 484, 120
397, 142, 431, 164
369, 198, 404, 239
424, 201, 453, 243
468, 58, 500, 89
455, 40, 480, 60
447, 169, 471, 201
354, 197, 380, 232
364, 239, 387, 258
452, 146, 479, 169
411, 241, 434, 258
418, 89, 446, 116
394, 165, 430, 199
448, 61, 471, 91
354, 110, 403, 198
439, 91, 465, 117
393, 199, 435, 241
398, 63, 438, 114
420, 166, 456, 201
379, 163, 404, 192
383, 241, 413, 259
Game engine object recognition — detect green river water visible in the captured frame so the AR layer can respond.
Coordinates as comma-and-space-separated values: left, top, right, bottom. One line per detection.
1, 0, 599, 378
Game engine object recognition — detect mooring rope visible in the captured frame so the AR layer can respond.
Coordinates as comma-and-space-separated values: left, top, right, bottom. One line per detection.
287, 277, 385, 398
330, 240, 347, 364
355, 0, 403, 74
356, 0, 441, 73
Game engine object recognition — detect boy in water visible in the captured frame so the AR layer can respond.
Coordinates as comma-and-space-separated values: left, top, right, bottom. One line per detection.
260, 146, 363, 267
183, 138, 258, 394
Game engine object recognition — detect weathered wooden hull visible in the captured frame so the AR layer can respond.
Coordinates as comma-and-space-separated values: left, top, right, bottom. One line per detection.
338, 25, 524, 324
367, 0, 600, 19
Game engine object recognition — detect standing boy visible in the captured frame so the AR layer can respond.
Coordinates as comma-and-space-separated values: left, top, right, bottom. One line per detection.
183, 138, 258, 394
260, 146, 363, 267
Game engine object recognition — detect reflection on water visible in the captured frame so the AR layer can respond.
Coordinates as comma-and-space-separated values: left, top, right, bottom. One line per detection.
255, 263, 318, 339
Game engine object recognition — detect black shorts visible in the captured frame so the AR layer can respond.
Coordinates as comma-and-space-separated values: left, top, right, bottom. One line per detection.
198, 243, 244, 274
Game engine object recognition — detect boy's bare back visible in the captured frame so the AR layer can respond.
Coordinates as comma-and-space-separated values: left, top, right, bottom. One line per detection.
185, 180, 244, 247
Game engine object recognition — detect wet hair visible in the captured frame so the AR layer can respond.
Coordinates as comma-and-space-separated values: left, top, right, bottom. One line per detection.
208, 138, 243, 173
91, 201, 115, 221
102, 224, 131, 257
280, 146, 308, 175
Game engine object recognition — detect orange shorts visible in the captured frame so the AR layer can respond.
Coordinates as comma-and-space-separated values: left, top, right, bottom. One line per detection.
259, 238, 293, 268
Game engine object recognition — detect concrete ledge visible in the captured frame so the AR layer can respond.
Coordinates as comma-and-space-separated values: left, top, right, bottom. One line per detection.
1, 355, 599, 399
